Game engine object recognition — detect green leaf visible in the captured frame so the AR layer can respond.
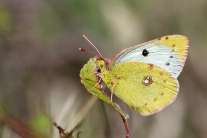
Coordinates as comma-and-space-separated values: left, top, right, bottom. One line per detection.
80, 58, 128, 120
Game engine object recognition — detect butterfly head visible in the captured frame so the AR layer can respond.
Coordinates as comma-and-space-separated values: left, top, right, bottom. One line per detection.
80, 35, 112, 70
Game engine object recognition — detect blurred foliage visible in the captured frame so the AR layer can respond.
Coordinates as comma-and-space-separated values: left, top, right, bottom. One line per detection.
30, 113, 51, 134
0, 0, 206, 138
0, 5, 12, 35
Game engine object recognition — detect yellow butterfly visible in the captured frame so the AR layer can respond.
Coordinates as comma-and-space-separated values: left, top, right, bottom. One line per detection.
80, 35, 189, 116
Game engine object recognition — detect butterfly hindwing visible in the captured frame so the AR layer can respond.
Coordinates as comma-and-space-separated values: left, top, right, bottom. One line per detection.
108, 62, 179, 116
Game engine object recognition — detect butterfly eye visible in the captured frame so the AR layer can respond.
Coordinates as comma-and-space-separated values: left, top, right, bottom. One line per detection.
142, 49, 149, 56
97, 68, 101, 73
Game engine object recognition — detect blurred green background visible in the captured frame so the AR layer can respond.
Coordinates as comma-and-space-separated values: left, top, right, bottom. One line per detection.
0, 0, 206, 138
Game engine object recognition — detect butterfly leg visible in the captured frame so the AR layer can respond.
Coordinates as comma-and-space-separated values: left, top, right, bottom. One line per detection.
89, 77, 105, 94
110, 91, 114, 102
110, 84, 116, 102
110, 78, 119, 102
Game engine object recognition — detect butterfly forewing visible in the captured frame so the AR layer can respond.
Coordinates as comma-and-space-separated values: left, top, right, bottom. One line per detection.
108, 62, 179, 116
111, 35, 189, 78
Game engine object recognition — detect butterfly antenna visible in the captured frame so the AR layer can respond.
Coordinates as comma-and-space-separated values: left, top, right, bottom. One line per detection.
79, 48, 99, 57
82, 35, 103, 58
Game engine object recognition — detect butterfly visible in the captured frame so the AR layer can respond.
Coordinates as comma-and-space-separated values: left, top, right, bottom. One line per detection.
80, 35, 189, 116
